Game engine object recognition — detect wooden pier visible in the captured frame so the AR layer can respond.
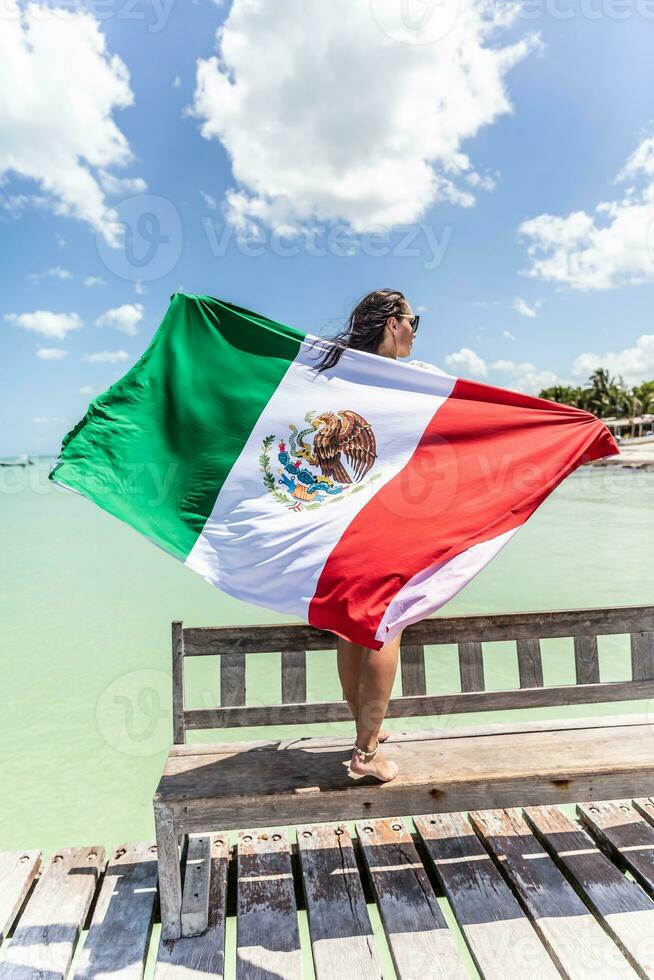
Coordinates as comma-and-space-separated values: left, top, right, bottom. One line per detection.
5, 797, 654, 978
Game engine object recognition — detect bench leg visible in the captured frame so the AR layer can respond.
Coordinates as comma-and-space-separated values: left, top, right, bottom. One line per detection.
154, 803, 182, 939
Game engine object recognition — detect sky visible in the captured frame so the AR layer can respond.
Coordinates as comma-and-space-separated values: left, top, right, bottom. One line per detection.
2, 0, 654, 457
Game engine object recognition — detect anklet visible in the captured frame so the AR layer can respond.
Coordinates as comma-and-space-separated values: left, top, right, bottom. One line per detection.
353, 739, 379, 762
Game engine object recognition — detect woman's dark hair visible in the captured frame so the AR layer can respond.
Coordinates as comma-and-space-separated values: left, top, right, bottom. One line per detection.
312, 288, 409, 373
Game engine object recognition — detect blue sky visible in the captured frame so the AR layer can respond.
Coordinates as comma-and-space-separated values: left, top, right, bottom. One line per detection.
2, 0, 654, 457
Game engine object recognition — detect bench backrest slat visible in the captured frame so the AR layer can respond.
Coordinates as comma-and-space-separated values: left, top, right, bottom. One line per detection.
399, 645, 426, 697
171, 605, 654, 743
516, 638, 543, 688
631, 631, 654, 680
574, 635, 600, 684
220, 653, 246, 707
281, 650, 307, 704
458, 642, 484, 693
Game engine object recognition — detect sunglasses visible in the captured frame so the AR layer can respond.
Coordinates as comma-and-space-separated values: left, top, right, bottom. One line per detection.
398, 313, 420, 335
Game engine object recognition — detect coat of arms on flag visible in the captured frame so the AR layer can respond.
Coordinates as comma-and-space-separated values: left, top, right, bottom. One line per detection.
260, 410, 381, 511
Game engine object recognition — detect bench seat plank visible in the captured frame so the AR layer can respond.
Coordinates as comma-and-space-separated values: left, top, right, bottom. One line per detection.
0, 849, 41, 942
72, 841, 158, 980
155, 835, 229, 979
297, 823, 382, 980
0, 845, 104, 980
414, 812, 559, 979
155, 721, 654, 832
236, 830, 302, 980
470, 808, 638, 978
525, 805, 654, 977
355, 817, 467, 980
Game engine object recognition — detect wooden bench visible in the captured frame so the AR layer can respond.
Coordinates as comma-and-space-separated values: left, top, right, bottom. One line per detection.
153, 604, 654, 938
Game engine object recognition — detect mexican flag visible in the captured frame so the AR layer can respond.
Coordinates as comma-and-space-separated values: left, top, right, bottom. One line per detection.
50, 292, 619, 650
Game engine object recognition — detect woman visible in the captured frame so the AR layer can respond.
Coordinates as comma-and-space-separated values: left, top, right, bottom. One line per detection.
312, 288, 420, 783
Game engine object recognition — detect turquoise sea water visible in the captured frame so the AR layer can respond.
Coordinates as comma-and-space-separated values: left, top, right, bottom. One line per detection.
2, 457, 654, 861
2, 456, 653, 979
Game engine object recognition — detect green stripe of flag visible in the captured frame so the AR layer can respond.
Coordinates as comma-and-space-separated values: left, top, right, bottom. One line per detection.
49, 292, 305, 559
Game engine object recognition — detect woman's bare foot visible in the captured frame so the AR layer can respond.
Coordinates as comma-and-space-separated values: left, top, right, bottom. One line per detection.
349, 745, 398, 782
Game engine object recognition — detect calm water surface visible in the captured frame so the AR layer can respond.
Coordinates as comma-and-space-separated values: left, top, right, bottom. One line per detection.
1, 458, 653, 857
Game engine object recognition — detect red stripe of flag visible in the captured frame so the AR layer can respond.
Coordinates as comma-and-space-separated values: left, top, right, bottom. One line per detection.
308, 378, 619, 649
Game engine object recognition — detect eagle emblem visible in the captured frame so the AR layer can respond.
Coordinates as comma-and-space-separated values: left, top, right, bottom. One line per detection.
260, 410, 380, 511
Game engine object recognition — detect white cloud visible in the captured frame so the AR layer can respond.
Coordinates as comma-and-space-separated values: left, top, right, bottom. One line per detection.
444, 347, 488, 376
173, 75, 181, 89
97, 170, 147, 195
0, 3, 140, 245
490, 358, 560, 394
79, 384, 93, 394
27, 266, 72, 283
84, 276, 106, 287
191, 0, 538, 234
33, 415, 63, 424
572, 334, 654, 387
5, 310, 82, 340
513, 296, 538, 318
83, 349, 128, 363
519, 134, 654, 290
407, 359, 449, 376
200, 190, 217, 210
134, 281, 144, 295
502, 329, 516, 340
37, 347, 69, 360
95, 302, 143, 336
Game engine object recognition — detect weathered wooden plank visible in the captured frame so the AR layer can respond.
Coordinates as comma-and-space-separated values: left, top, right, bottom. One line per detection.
470, 808, 637, 978
172, 621, 185, 744
154, 804, 183, 940
458, 642, 484, 692
71, 842, 157, 980
220, 653, 246, 707
236, 830, 302, 980
631, 632, 654, 680
297, 823, 382, 980
181, 605, 654, 655
184, 677, 654, 729
516, 639, 543, 688
181, 835, 211, 937
168, 712, 654, 756
578, 799, 654, 897
574, 635, 600, 684
400, 644, 427, 696
0, 849, 41, 942
524, 805, 654, 977
281, 650, 306, 704
414, 812, 559, 979
155, 834, 229, 980
0, 845, 104, 980
157, 721, 654, 831
633, 798, 654, 829
355, 818, 467, 979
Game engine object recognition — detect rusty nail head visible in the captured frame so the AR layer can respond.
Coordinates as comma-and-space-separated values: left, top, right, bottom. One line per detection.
272, 833, 281, 841
392, 823, 402, 831
302, 831, 312, 838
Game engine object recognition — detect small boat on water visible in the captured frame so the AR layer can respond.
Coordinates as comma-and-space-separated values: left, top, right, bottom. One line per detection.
0, 454, 34, 468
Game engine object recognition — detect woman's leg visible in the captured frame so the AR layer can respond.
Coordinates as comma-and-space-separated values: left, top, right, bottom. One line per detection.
347, 632, 402, 782
337, 638, 391, 741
